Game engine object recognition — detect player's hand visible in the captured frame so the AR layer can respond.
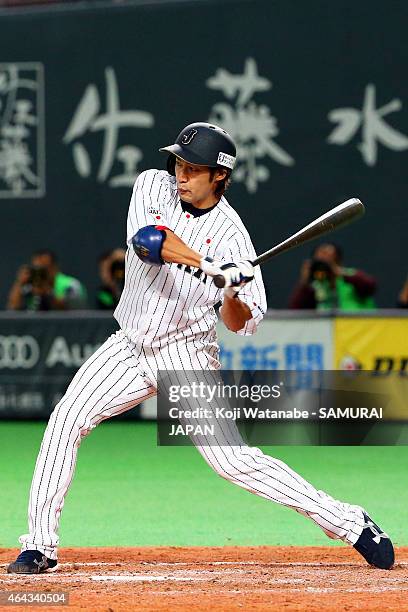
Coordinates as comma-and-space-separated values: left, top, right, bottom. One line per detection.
199, 256, 223, 277
200, 258, 254, 290
221, 261, 254, 299
221, 260, 254, 286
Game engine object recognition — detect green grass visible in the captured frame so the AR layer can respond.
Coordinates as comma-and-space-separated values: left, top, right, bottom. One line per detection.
1, 421, 407, 548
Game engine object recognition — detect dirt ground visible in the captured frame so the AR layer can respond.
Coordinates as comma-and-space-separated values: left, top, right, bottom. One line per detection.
1, 546, 408, 611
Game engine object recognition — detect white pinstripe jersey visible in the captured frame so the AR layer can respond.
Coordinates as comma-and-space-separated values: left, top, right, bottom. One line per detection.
114, 169, 267, 351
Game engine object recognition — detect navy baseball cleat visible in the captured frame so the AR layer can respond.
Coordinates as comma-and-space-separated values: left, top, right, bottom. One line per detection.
353, 512, 394, 569
7, 550, 58, 574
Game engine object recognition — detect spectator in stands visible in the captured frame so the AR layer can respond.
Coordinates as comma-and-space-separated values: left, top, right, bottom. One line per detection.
289, 242, 376, 310
96, 248, 126, 310
397, 274, 408, 308
7, 249, 87, 311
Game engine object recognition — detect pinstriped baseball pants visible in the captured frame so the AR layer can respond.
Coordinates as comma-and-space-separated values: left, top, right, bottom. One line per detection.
19, 330, 364, 560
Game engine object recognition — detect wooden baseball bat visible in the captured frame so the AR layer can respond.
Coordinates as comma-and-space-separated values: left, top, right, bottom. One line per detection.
213, 198, 365, 289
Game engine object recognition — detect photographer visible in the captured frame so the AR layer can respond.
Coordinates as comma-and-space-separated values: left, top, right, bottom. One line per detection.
289, 243, 377, 310
7, 249, 87, 311
96, 248, 126, 310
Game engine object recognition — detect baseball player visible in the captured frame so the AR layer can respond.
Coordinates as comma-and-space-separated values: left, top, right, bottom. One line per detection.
8, 122, 394, 574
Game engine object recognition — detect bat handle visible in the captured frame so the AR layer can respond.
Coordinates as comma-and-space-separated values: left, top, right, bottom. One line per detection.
212, 259, 256, 289
213, 274, 226, 288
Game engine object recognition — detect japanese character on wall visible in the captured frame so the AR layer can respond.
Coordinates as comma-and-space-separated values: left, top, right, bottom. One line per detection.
0, 63, 45, 198
206, 58, 294, 194
63, 67, 154, 188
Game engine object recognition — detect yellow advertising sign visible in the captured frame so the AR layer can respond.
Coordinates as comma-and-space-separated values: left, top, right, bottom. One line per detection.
334, 318, 408, 422
334, 318, 408, 372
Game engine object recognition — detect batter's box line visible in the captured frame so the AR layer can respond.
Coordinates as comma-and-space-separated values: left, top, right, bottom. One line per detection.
139, 561, 257, 566
0, 573, 105, 580
0, 561, 121, 569
91, 575, 208, 582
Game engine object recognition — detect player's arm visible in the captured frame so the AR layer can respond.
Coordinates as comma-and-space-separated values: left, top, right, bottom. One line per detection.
199, 259, 255, 332
162, 227, 255, 330
219, 290, 252, 332
132, 225, 260, 332
159, 228, 253, 332
218, 230, 267, 336
160, 229, 202, 267
132, 225, 203, 267
132, 225, 251, 279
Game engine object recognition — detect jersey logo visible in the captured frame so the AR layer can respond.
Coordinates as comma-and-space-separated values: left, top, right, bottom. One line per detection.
181, 129, 198, 145
177, 263, 208, 285
148, 206, 161, 215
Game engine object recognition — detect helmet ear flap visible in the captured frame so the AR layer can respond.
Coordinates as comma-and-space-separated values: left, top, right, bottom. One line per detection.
166, 154, 176, 176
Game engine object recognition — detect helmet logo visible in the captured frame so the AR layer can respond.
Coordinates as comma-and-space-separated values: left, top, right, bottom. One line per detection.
181, 129, 198, 145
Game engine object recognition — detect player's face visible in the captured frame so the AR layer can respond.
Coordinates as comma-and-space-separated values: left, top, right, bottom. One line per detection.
175, 157, 226, 208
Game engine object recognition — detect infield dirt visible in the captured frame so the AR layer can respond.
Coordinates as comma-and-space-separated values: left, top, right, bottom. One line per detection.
1, 546, 407, 610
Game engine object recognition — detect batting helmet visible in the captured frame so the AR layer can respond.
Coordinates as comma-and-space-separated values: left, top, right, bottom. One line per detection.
159, 122, 236, 172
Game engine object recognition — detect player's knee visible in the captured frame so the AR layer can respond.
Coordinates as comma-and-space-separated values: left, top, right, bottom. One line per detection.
218, 445, 271, 479
211, 448, 247, 481
211, 461, 231, 481
51, 394, 86, 429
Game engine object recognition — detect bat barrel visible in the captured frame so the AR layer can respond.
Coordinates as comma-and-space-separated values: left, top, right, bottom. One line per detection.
211, 197, 364, 289
253, 198, 365, 267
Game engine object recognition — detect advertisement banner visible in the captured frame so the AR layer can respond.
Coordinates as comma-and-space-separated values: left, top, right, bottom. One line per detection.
217, 318, 333, 371
334, 317, 408, 420
0, 315, 118, 418
141, 317, 334, 420
0, 314, 333, 419
334, 318, 408, 372
3, 314, 407, 420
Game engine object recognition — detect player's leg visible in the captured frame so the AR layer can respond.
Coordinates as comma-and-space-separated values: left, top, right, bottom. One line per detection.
196, 423, 394, 569
166, 367, 393, 568
198, 441, 363, 542
187, 408, 365, 544
9, 330, 155, 573
193, 429, 393, 568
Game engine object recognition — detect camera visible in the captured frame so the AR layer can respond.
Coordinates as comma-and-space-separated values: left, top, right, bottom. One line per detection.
308, 259, 334, 283
110, 259, 125, 291
29, 265, 50, 287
